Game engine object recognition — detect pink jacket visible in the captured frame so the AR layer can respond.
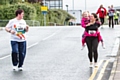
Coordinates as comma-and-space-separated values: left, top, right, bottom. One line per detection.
82, 21, 103, 42
81, 17, 90, 28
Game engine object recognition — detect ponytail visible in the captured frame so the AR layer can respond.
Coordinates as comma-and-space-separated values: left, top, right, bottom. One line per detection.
91, 13, 99, 21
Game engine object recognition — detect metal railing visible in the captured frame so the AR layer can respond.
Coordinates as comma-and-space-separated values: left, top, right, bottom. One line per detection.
0, 20, 65, 27
0, 20, 40, 27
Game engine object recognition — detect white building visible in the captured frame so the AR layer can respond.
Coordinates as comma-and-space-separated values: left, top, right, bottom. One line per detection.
68, 10, 82, 25
114, 6, 120, 11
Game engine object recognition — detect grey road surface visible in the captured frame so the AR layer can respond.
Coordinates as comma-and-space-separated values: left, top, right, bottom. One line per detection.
0, 25, 120, 80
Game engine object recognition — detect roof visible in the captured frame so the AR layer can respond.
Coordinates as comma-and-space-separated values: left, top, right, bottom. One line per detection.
114, 6, 120, 9
45, 0, 62, 1
114, 6, 120, 11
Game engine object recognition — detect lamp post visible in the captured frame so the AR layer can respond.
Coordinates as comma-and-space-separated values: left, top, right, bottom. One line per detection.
66, 5, 68, 12
44, 0, 46, 26
72, 0, 74, 10
85, 0, 86, 11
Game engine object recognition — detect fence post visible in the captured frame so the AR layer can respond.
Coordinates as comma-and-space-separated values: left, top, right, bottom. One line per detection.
54, 23, 56, 26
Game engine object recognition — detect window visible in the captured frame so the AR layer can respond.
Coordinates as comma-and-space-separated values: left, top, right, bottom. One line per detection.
45, 0, 63, 9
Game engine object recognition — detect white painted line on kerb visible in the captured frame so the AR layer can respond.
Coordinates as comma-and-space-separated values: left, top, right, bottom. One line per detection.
110, 38, 119, 57
42, 33, 56, 41
0, 42, 39, 60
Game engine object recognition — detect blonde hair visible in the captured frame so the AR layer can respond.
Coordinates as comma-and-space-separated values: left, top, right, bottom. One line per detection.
82, 11, 88, 17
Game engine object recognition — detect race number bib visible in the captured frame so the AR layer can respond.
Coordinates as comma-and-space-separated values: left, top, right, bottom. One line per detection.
14, 23, 26, 34
17, 26, 24, 32
88, 30, 96, 34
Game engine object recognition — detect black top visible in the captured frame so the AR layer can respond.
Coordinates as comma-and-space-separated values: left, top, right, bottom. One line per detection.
85, 22, 101, 32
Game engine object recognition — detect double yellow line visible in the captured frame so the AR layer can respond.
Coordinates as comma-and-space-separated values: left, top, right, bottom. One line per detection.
88, 60, 109, 80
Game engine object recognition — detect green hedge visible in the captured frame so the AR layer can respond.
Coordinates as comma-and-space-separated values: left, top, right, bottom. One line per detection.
0, 3, 36, 20
47, 9, 74, 26
28, 3, 75, 26
0, 3, 36, 26
0, 0, 9, 5
0, 3, 75, 26
0, 20, 9, 27
0, 0, 23, 4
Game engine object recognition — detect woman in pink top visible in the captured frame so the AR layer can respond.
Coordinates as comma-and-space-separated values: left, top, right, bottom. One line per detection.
83, 13, 104, 67
81, 11, 105, 50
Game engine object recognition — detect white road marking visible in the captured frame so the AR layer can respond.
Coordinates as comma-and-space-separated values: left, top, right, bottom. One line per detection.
0, 55, 10, 60
88, 60, 104, 80
96, 60, 109, 80
27, 42, 39, 48
42, 33, 56, 41
0, 29, 58, 60
0, 42, 39, 60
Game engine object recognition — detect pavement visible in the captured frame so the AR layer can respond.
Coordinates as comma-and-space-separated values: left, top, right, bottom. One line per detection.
100, 25, 120, 80
113, 54, 120, 80
109, 37, 120, 80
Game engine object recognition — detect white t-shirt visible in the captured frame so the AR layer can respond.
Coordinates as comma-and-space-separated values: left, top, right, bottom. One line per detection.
101, 8, 104, 11
6, 18, 27, 42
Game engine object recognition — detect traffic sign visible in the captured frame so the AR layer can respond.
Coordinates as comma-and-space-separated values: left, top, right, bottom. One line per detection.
40, 6, 48, 26
42, 11, 47, 15
41, 6, 48, 11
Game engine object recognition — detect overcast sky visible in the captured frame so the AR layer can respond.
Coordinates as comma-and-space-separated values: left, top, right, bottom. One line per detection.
63, 0, 120, 12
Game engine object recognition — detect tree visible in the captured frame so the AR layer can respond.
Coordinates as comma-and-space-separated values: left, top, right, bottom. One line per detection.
0, 0, 9, 5
28, 0, 42, 3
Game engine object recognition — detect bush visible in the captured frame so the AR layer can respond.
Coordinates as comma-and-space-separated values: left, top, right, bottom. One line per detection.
0, 3, 36, 27
0, 2, 75, 26
0, 0, 9, 5
0, 3, 36, 20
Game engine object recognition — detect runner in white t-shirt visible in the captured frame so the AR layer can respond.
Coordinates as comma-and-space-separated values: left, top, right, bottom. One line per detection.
5, 9, 29, 71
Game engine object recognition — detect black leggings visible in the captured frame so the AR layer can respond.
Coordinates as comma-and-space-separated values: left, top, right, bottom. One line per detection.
100, 18, 104, 25
109, 16, 114, 28
85, 37, 99, 63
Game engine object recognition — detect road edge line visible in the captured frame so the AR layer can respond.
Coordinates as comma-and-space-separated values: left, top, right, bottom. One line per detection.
88, 60, 104, 80
96, 60, 109, 80
0, 42, 39, 60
